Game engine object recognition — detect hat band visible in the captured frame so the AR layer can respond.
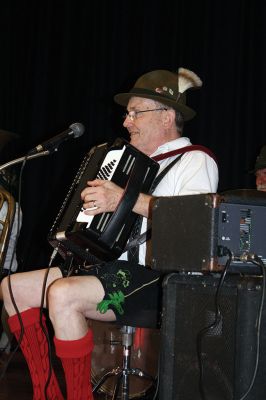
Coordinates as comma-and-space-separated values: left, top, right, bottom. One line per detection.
129, 87, 182, 103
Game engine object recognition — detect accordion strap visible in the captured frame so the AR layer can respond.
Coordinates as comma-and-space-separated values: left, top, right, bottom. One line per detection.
152, 144, 217, 164
126, 153, 183, 256
150, 153, 183, 194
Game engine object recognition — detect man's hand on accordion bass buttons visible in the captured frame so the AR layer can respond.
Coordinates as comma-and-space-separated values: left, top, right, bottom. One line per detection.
80, 179, 124, 215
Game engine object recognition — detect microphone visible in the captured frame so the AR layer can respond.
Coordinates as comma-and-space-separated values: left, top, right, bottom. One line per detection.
28, 122, 85, 155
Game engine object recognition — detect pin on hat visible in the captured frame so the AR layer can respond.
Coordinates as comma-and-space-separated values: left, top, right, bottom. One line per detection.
114, 68, 202, 121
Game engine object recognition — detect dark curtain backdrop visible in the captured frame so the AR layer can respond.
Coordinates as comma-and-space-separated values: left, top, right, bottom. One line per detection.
0, 0, 265, 269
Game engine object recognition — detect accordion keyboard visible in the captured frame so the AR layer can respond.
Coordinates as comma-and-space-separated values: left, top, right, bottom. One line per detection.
76, 145, 131, 224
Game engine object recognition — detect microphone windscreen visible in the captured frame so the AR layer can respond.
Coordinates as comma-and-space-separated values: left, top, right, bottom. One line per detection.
70, 122, 85, 138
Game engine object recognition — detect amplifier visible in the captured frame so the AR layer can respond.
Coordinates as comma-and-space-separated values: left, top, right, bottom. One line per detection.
159, 272, 266, 400
151, 190, 266, 273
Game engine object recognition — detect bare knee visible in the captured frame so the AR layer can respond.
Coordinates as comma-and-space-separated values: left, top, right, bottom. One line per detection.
48, 276, 103, 321
48, 278, 72, 316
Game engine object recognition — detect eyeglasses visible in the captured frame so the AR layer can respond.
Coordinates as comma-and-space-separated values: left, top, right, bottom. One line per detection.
123, 108, 167, 121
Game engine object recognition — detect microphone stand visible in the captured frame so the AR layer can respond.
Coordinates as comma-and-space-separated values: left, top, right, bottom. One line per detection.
0, 150, 50, 172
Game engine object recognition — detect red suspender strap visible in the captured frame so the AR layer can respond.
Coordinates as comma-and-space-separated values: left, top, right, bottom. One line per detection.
152, 144, 218, 164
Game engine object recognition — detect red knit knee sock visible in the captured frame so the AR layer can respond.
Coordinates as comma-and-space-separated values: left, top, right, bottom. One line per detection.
8, 308, 64, 400
54, 330, 94, 400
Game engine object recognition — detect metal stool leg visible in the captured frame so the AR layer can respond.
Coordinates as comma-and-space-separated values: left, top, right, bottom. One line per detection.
120, 326, 133, 400
93, 325, 156, 399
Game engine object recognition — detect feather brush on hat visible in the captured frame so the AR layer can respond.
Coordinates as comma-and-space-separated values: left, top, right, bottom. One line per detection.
178, 68, 203, 93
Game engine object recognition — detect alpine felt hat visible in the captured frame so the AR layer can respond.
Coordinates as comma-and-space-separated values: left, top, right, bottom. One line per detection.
114, 68, 202, 121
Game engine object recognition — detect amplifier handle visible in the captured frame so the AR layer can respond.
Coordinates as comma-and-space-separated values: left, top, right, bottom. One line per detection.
98, 154, 150, 248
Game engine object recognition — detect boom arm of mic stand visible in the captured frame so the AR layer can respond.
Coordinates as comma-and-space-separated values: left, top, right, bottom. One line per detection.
0, 150, 50, 172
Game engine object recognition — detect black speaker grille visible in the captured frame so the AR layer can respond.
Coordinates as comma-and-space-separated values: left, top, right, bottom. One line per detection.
159, 273, 264, 400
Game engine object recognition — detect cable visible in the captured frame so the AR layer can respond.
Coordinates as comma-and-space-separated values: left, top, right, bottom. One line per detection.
39, 267, 53, 400
38, 246, 60, 400
196, 248, 232, 400
238, 254, 265, 400
196, 249, 265, 400
151, 350, 160, 400
35, 244, 60, 400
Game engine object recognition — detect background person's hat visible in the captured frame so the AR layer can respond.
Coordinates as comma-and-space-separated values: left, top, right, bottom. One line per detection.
253, 145, 266, 172
114, 68, 202, 121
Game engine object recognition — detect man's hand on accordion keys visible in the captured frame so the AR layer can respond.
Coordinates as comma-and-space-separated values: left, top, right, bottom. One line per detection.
81, 179, 124, 215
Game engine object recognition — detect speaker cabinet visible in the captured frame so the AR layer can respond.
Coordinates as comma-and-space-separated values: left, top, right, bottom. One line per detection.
159, 273, 266, 400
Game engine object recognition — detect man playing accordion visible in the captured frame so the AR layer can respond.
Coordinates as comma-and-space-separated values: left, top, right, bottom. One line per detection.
1, 68, 218, 399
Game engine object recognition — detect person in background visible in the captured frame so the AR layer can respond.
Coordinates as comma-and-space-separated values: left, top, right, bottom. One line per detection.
253, 145, 266, 192
0, 130, 22, 355
1, 68, 218, 400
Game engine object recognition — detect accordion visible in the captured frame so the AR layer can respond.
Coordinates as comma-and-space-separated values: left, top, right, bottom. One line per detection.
48, 137, 159, 263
